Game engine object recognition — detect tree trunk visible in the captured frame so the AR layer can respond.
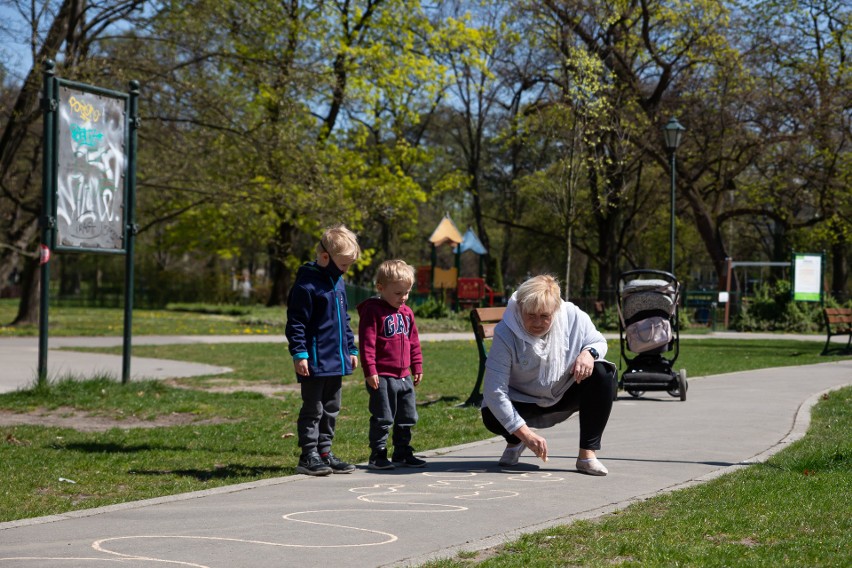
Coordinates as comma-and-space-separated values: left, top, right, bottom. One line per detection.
12, 257, 41, 325
681, 183, 730, 291
266, 221, 295, 307
830, 239, 849, 301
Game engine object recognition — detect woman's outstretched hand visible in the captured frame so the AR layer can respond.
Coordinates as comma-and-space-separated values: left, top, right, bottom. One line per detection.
514, 425, 548, 462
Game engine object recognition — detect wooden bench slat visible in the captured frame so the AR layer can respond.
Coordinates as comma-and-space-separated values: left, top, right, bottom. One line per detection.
472, 307, 508, 323
478, 322, 499, 339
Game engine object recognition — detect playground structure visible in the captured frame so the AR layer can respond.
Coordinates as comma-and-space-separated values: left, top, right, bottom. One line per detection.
418, 215, 497, 310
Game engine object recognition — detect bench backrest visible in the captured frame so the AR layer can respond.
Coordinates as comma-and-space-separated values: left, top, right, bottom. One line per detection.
824, 307, 852, 328
471, 307, 506, 341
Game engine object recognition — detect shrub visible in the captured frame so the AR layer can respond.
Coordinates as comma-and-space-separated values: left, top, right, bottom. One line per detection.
413, 296, 452, 319
733, 280, 823, 332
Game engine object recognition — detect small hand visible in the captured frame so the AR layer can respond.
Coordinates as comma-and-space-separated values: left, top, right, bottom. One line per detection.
412, 373, 422, 386
366, 375, 380, 390
294, 359, 309, 377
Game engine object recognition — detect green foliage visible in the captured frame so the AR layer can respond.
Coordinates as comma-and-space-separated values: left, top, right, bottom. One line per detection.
594, 304, 621, 332
734, 281, 823, 332
413, 296, 452, 319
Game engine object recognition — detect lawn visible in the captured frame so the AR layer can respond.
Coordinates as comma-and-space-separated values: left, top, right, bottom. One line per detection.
0, 299, 471, 337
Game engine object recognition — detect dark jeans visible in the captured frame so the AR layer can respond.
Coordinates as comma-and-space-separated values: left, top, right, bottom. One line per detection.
297, 375, 342, 455
367, 375, 418, 451
481, 362, 616, 451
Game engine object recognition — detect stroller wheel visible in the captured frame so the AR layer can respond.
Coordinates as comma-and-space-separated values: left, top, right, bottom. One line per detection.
667, 369, 688, 400
627, 389, 645, 399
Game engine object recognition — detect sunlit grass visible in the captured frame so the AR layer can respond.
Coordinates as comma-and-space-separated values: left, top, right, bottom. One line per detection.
0, 299, 470, 336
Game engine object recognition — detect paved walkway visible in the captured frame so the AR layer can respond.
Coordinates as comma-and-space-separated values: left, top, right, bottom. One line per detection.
0, 334, 849, 567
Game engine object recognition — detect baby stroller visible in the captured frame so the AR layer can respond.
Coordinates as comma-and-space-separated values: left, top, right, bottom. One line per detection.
616, 269, 687, 401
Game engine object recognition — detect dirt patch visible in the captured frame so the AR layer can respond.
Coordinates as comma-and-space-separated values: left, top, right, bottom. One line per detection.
163, 378, 300, 398
0, 406, 236, 433
0, 379, 300, 433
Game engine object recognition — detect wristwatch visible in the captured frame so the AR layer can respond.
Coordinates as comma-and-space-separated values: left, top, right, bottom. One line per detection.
585, 347, 599, 360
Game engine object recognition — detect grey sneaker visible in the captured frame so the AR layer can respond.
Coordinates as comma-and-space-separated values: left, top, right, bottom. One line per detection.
296, 451, 333, 476
368, 447, 395, 470
321, 451, 356, 473
498, 443, 525, 467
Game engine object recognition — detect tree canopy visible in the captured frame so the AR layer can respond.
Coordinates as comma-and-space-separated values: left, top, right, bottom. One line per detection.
0, 0, 848, 319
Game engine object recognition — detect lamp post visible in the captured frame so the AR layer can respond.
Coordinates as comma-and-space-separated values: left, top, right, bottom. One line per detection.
663, 117, 685, 275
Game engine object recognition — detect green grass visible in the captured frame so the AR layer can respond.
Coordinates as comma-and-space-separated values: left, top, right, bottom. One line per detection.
423, 387, 852, 568
80, 338, 845, 383
0, 299, 471, 336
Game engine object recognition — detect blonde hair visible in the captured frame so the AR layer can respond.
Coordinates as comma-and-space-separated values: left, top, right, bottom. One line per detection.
375, 260, 415, 288
318, 224, 361, 262
515, 275, 562, 315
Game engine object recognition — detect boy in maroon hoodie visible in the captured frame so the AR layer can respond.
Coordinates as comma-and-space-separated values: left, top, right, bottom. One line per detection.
357, 260, 425, 469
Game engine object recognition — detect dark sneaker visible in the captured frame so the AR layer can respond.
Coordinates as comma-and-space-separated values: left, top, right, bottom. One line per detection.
368, 447, 395, 470
392, 447, 426, 468
321, 451, 355, 473
296, 451, 333, 476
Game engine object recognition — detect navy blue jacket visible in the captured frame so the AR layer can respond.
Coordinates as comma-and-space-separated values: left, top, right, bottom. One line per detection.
285, 261, 358, 377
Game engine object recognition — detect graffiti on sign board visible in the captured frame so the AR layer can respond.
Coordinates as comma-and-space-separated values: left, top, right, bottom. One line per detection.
56, 86, 127, 250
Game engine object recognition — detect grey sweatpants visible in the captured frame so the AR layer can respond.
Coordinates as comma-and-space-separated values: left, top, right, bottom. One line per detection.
367, 375, 418, 451
297, 375, 342, 455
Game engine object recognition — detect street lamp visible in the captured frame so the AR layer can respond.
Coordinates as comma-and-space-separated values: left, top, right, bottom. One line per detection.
663, 117, 685, 275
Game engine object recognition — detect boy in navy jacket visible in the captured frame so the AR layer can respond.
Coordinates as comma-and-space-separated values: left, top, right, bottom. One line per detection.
286, 225, 361, 476
357, 260, 425, 469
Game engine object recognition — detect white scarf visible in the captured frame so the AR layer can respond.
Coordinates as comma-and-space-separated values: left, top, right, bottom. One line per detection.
503, 293, 571, 386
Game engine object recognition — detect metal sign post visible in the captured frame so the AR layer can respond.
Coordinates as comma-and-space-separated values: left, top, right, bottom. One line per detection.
38, 61, 139, 385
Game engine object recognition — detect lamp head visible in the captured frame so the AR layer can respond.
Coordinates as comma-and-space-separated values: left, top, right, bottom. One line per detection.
663, 117, 686, 151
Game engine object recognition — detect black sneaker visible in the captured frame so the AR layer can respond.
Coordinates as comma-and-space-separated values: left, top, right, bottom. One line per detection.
392, 447, 426, 468
321, 451, 355, 473
296, 451, 333, 476
368, 447, 395, 470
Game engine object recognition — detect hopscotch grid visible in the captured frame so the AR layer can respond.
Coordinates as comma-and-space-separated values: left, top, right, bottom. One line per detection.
1, 469, 562, 567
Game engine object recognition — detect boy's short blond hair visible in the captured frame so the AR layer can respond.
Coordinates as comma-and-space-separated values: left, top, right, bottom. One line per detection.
515, 274, 562, 315
318, 224, 361, 262
375, 260, 415, 288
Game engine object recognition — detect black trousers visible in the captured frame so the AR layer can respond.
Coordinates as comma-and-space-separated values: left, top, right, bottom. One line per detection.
481, 362, 616, 451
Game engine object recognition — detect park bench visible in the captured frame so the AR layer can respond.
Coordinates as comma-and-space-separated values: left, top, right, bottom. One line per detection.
821, 307, 852, 355
464, 306, 506, 407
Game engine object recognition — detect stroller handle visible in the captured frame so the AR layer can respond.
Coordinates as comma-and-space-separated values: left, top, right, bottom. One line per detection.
618, 269, 679, 285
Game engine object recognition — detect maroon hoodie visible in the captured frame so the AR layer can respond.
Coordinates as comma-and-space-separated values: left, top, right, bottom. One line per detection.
357, 297, 423, 379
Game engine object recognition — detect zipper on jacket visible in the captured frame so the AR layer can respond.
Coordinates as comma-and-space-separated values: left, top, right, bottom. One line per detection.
332, 276, 347, 373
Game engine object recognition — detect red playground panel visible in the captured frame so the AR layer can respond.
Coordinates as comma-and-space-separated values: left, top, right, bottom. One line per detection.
458, 277, 486, 302
416, 265, 432, 294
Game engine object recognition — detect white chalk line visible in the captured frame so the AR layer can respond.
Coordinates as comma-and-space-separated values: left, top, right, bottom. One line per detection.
1, 469, 562, 567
